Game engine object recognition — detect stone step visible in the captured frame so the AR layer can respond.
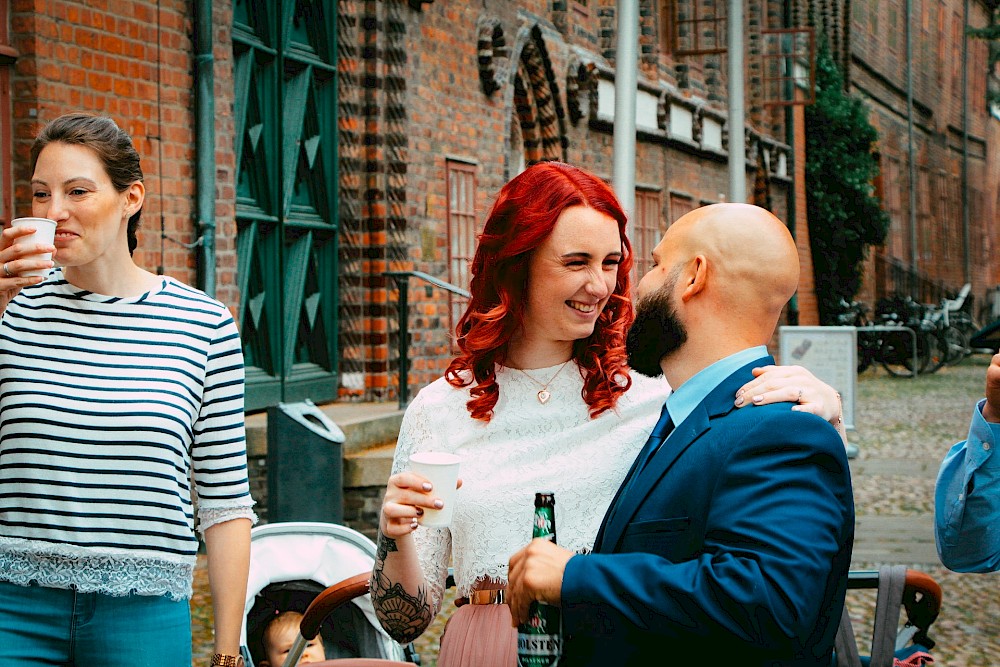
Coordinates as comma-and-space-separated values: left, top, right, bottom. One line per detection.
246, 401, 404, 458
848, 457, 940, 478
344, 441, 397, 488
852, 514, 939, 566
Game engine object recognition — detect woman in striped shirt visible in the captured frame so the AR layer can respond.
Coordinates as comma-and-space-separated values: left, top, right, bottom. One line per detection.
0, 113, 255, 667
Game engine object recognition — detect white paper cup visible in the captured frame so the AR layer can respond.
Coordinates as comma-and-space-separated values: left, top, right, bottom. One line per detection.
408, 451, 461, 527
10, 217, 56, 277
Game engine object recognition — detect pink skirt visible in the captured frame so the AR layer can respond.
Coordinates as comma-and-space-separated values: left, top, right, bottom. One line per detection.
436, 603, 517, 667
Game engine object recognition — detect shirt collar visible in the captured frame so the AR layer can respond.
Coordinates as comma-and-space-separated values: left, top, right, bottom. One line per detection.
665, 346, 768, 427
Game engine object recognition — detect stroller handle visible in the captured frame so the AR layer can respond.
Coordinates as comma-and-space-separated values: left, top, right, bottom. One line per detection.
294, 572, 414, 666
299, 572, 372, 640
847, 568, 943, 633
901, 569, 942, 631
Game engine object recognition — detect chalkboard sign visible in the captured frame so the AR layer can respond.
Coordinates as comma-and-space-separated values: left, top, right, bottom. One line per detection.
778, 326, 856, 430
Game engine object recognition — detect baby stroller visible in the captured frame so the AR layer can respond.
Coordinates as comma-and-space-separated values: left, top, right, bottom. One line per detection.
242, 521, 417, 666
834, 566, 942, 667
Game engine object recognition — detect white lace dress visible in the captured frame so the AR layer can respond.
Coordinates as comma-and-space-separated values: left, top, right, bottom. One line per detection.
388, 363, 669, 664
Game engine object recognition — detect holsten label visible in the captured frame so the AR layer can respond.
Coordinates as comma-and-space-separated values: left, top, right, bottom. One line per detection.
517, 634, 561, 665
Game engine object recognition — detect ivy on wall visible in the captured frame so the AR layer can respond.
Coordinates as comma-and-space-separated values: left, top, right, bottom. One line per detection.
805, 41, 890, 324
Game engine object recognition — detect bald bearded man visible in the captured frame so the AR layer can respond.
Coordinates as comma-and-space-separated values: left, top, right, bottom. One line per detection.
507, 204, 854, 666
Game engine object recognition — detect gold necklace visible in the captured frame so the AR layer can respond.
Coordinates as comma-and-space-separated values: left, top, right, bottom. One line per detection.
515, 360, 572, 404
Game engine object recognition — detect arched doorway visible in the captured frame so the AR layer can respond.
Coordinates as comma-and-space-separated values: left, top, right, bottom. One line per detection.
508, 26, 567, 174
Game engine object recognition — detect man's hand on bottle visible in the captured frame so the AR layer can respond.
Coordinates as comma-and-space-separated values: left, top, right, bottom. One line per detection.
507, 538, 574, 626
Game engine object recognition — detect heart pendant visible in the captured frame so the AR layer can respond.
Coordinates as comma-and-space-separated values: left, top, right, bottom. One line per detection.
537, 389, 551, 404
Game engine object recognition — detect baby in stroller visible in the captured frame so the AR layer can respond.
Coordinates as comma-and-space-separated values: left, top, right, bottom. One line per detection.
242, 522, 414, 667
258, 611, 326, 666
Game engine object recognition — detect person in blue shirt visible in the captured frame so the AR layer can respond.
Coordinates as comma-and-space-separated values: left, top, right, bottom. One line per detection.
935, 353, 1000, 572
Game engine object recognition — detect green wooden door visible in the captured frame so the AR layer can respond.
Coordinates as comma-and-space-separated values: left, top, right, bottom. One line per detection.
232, 0, 338, 412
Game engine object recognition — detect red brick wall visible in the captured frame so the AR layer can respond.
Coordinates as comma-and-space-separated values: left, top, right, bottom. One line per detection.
210, 1, 239, 314
0, 0, 798, 402
850, 0, 1000, 309
986, 117, 1000, 291
10, 0, 199, 288
362, 1, 798, 397
791, 102, 819, 325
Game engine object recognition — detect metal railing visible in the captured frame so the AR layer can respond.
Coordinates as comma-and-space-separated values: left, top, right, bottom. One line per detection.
383, 271, 470, 409
874, 254, 951, 305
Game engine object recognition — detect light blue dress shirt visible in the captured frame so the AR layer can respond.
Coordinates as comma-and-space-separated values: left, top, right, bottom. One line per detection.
935, 398, 1000, 572
665, 345, 769, 428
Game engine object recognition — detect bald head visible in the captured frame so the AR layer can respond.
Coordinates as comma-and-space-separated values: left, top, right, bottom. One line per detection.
629, 203, 799, 383
670, 202, 798, 308
654, 203, 798, 347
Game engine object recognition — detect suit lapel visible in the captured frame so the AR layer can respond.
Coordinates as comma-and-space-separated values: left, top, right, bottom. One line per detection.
594, 405, 671, 549
597, 357, 772, 552
597, 407, 708, 551
594, 442, 647, 549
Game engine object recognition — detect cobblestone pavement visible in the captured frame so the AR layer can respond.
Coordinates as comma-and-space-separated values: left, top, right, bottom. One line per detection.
192, 354, 1000, 666
191, 553, 213, 665
844, 355, 1000, 666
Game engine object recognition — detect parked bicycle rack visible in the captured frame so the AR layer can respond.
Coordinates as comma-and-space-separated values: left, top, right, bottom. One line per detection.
856, 325, 921, 377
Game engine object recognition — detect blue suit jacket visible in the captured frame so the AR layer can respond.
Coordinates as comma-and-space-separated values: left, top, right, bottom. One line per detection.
561, 357, 854, 666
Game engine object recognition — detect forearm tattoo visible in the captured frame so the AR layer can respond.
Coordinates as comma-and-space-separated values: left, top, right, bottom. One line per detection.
371, 531, 434, 644
376, 530, 396, 562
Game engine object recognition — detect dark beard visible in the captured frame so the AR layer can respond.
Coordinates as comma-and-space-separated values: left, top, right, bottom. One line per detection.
626, 282, 688, 377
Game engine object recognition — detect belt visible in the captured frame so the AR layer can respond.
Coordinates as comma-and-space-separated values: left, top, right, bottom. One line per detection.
468, 588, 507, 605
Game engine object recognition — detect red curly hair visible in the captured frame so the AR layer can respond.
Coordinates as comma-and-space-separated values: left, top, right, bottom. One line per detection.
445, 161, 635, 422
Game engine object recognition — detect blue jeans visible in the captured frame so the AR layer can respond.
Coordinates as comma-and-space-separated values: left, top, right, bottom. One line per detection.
0, 580, 192, 666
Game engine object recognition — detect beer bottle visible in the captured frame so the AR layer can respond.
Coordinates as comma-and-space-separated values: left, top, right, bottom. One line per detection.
517, 492, 561, 667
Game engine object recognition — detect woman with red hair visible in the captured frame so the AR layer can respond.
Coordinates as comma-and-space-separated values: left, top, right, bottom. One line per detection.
370, 161, 841, 666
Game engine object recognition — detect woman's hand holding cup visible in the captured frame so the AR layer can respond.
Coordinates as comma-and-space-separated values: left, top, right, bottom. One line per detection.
1, 219, 56, 282
0, 220, 56, 312
380, 454, 462, 538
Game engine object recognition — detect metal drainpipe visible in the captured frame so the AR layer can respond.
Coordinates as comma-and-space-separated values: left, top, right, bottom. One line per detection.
194, 0, 217, 297
728, 0, 746, 202
785, 115, 800, 325
783, 0, 798, 325
612, 0, 638, 221
906, 0, 918, 272
961, 0, 970, 283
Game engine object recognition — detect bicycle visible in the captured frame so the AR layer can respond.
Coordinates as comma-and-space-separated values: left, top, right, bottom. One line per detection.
924, 284, 976, 372
874, 295, 934, 378
924, 306, 966, 372
945, 284, 980, 357
836, 299, 879, 374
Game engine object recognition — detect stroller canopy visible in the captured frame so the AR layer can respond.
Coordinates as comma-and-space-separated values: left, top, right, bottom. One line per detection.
242, 521, 403, 662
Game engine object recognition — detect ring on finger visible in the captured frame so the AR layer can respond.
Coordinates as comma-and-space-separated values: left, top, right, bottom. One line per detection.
796, 388, 803, 402
2, 262, 11, 277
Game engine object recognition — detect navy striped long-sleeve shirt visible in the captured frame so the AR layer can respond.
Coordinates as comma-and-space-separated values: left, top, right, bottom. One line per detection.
0, 270, 255, 600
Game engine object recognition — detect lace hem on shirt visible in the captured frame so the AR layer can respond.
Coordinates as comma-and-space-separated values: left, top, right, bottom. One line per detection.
198, 505, 259, 534
0, 538, 195, 601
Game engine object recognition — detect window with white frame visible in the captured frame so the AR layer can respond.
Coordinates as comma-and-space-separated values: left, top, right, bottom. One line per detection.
446, 160, 478, 342
633, 189, 663, 280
